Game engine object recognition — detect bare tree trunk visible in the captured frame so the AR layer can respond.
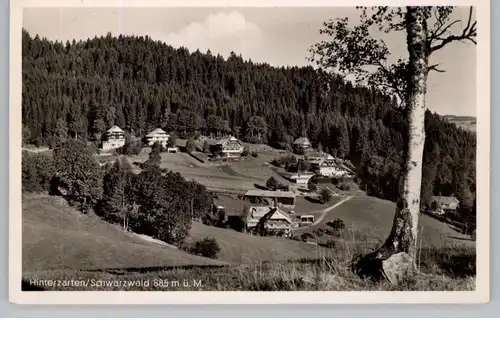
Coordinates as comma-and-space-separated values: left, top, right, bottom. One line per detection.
353, 7, 429, 277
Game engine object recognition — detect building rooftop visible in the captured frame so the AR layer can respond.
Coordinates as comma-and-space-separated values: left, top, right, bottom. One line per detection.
106, 125, 124, 133
248, 206, 293, 224
294, 137, 310, 145
215, 136, 240, 145
244, 190, 295, 198
431, 196, 460, 205
146, 128, 168, 137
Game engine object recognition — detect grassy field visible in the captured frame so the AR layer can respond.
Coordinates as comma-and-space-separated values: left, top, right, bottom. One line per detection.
21, 195, 475, 291
122, 149, 287, 193
292, 195, 475, 252
22, 194, 333, 272
187, 222, 335, 265
23, 244, 475, 291
22, 194, 224, 273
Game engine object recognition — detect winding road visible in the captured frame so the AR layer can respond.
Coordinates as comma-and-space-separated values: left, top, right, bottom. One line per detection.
306, 196, 354, 228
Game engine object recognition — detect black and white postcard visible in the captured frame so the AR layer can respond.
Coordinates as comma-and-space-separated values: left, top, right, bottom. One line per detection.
9, 0, 491, 304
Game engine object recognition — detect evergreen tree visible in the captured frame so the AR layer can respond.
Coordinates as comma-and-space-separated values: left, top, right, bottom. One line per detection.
336, 118, 350, 158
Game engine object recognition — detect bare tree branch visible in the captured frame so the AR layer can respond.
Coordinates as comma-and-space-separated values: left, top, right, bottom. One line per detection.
430, 7, 476, 54
428, 64, 446, 73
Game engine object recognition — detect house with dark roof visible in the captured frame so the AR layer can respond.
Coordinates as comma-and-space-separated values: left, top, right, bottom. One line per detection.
144, 128, 169, 147
246, 206, 295, 236
293, 137, 311, 153
430, 196, 460, 214
213, 136, 244, 158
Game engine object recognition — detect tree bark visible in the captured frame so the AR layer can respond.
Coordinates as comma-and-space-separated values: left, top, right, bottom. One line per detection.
353, 7, 429, 278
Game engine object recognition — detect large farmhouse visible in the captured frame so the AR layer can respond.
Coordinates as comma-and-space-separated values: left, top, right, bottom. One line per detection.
144, 128, 169, 147
213, 136, 244, 158
305, 153, 352, 178
288, 173, 314, 185
246, 206, 295, 236
316, 161, 351, 177
101, 125, 125, 151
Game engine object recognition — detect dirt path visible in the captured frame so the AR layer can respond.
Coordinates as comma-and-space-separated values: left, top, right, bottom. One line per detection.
310, 196, 353, 226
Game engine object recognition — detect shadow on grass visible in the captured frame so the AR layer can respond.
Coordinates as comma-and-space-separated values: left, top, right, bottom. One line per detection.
85, 263, 228, 275
253, 184, 269, 191
305, 196, 323, 204
447, 235, 475, 242
437, 255, 476, 278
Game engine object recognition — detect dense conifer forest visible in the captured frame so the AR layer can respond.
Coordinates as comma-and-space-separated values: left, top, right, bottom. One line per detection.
21, 29, 476, 214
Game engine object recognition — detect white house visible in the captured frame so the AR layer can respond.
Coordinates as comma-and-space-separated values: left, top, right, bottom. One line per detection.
430, 196, 460, 215
213, 136, 244, 158
145, 128, 169, 147
317, 164, 350, 177
101, 125, 125, 151
289, 173, 314, 185
304, 152, 330, 166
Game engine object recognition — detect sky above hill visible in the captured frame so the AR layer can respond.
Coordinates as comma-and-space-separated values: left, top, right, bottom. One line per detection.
23, 7, 477, 117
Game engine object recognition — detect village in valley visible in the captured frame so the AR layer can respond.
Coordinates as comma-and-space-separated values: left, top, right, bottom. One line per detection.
92, 123, 467, 245
20, 6, 477, 292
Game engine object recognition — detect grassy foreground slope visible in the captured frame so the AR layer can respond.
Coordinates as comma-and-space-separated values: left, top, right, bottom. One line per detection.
187, 222, 335, 264
22, 195, 224, 273
326, 196, 475, 248
21, 195, 475, 291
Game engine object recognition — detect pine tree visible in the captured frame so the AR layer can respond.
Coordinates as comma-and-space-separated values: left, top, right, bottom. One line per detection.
336, 118, 350, 158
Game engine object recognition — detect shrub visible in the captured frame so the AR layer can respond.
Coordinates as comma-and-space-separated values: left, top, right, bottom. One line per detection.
301, 232, 314, 242
308, 183, 317, 193
189, 237, 221, 259
251, 150, 258, 157
323, 240, 336, 248
167, 133, 178, 148
203, 140, 210, 154
185, 138, 196, 153
297, 159, 310, 173
319, 188, 332, 204
312, 229, 324, 237
266, 176, 279, 191
242, 145, 251, 157
271, 157, 283, 167
327, 218, 346, 231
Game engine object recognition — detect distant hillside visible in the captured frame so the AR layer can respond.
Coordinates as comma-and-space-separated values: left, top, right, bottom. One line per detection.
443, 115, 477, 133
21, 30, 476, 213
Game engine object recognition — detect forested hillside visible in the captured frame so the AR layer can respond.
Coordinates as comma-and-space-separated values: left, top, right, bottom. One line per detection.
21, 30, 476, 212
